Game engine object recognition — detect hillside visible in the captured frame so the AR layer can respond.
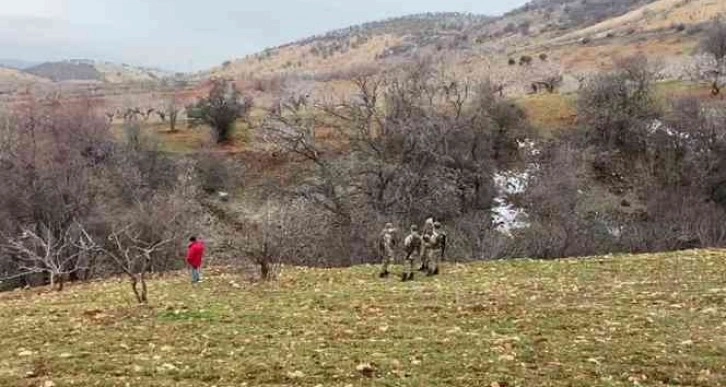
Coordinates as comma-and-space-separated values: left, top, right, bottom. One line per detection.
1, 250, 724, 386
94, 61, 174, 84
21, 60, 173, 84
0, 67, 49, 93
207, 0, 720, 100
25, 61, 103, 82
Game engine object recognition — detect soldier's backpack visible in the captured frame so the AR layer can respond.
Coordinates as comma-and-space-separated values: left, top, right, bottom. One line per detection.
404, 233, 422, 254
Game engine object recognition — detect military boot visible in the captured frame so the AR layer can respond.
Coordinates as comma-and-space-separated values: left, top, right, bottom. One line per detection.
433, 267, 440, 276
379, 271, 390, 279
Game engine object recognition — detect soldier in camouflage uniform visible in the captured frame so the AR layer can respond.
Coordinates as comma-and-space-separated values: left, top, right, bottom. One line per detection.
379, 223, 397, 278
401, 225, 423, 282
419, 217, 435, 272
424, 222, 447, 276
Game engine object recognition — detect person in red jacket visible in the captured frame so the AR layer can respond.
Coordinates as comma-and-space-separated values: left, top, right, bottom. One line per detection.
186, 236, 205, 284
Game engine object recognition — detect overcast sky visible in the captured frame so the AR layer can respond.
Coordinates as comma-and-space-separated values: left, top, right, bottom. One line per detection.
0, 0, 530, 72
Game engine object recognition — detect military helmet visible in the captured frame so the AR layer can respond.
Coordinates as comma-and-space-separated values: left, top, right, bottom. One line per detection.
410, 224, 419, 231
433, 221, 442, 229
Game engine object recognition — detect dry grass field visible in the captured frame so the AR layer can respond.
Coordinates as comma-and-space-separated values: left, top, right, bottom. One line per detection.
1, 250, 725, 386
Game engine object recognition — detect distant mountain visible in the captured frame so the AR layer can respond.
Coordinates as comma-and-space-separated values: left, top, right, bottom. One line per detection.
22, 59, 174, 83
25, 61, 103, 82
0, 59, 41, 70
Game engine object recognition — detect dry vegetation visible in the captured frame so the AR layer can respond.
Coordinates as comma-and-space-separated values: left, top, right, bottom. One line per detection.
557, 0, 726, 40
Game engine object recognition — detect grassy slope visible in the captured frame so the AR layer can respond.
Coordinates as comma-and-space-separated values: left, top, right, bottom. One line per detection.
1, 250, 725, 386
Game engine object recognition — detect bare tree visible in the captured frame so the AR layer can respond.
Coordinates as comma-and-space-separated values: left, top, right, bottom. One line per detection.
522, 142, 595, 258
101, 224, 174, 303
264, 96, 354, 223
142, 108, 155, 121
95, 167, 196, 303
167, 95, 181, 133
124, 107, 142, 121
578, 55, 659, 153
1, 223, 96, 291
263, 96, 359, 263
0, 98, 113, 287
698, 19, 726, 96
156, 110, 167, 123
245, 200, 286, 281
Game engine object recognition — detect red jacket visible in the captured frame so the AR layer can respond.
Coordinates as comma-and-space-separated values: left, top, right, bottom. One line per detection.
186, 241, 205, 269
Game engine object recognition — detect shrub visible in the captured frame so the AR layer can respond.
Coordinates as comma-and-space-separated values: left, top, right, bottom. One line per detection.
190, 79, 253, 144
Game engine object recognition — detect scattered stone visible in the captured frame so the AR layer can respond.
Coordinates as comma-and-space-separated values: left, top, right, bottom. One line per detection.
157, 363, 178, 373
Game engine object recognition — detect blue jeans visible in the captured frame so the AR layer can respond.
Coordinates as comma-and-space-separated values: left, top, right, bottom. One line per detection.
191, 267, 202, 283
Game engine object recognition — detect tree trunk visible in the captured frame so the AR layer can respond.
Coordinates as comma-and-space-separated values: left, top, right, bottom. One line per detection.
140, 276, 148, 304
169, 114, 178, 133
131, 276, 144, 304
85, 253, 97, 281
139, 256, 150, 303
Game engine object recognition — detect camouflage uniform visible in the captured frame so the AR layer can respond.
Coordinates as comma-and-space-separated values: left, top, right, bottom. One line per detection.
424, 222, 447, 276
401, 225, 423, 281
419, 218, 435, 272
379, 223, 397, 278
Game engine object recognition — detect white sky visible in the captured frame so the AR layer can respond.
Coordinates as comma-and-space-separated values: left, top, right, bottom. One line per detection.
0, 0, 531, 72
